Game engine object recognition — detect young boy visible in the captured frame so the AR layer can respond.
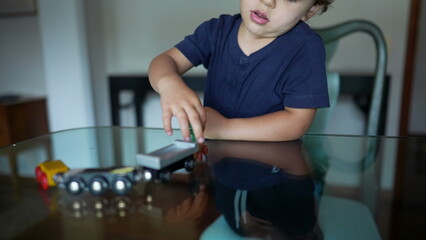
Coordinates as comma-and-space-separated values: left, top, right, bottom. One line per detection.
149, 0, 333, 143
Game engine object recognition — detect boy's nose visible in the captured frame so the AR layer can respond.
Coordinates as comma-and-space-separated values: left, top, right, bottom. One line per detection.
261, 0, 276, 9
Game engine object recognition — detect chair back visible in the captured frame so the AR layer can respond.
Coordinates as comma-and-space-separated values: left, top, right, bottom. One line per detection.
306, 21, 388, 215
308, 72, 340, 134
310, 20, 387, 136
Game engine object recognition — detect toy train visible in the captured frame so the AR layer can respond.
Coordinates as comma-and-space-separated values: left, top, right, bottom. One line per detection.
35, 140, 204, 196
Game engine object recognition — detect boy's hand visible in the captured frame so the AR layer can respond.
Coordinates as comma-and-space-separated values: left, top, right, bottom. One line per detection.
159, 81, 206, 143
149, 47, 205, 142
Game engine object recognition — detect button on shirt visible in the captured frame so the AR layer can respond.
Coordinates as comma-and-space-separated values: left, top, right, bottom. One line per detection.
176, 14, 329, 118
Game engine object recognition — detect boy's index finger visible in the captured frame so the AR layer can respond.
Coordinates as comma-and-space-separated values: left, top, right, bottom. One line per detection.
184, 106, 205, 143
174, 110, 191, 141
189, 123, 205, 143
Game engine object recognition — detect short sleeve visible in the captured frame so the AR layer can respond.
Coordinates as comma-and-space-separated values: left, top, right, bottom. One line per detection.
281, 34, 330, 108
175, 18, 218, 68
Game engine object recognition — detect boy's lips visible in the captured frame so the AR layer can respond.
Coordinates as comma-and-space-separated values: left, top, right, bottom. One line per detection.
250, 10, 269, 25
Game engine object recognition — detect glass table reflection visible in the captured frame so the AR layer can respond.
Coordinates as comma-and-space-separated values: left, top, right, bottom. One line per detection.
0, 127, 424, 239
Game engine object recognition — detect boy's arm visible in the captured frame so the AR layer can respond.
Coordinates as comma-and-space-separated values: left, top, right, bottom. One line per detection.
149, 47, 206, 143
204, 107, 316, 141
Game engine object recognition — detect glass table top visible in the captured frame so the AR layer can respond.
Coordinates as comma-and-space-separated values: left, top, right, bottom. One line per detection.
0, 127, 425, 239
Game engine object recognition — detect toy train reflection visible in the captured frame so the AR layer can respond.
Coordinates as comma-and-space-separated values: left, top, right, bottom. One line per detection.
35, 140, 206, 196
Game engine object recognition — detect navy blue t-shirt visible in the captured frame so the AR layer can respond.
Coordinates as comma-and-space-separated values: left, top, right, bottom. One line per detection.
176, 14, 329, 118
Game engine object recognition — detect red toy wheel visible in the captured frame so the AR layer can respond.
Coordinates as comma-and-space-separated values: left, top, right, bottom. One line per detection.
40, 172, 49, 190
35, 166, 43, 182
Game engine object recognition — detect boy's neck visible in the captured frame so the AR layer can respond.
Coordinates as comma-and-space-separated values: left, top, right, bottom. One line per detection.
237, 23, 276, 56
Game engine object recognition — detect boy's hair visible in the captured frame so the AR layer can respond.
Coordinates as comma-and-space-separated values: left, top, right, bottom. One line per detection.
316, 0, 334, 13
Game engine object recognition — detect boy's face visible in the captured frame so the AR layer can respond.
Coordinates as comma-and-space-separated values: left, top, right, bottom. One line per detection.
240, 0, 320, 39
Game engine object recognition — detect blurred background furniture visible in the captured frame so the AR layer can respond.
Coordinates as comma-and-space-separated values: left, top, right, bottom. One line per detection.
0, 95, 50, 196
0, 96, 49, 147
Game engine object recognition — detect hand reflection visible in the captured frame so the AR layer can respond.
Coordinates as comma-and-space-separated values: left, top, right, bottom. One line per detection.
164, 185, 208, 222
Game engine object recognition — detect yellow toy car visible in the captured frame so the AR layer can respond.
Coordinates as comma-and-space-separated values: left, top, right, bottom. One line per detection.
35, 160, 70, 190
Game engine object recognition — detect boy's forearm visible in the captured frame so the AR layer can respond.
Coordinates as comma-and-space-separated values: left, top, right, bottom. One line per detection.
148, 48, 193, 93
149, 53, 182, 93
225, 112, 308, 141
205, 108, 316, 141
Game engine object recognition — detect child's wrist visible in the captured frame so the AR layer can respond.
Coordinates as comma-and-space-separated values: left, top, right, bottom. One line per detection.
157, 76, 186, 95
